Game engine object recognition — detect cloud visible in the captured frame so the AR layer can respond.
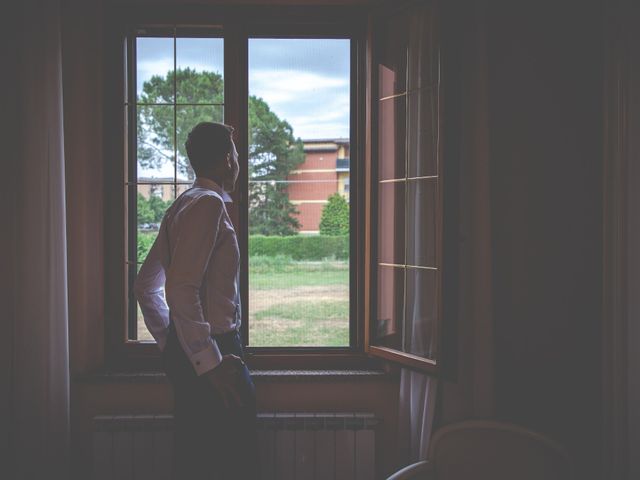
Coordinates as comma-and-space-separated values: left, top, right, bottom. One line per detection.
249, 69, 350, 139
136, 36, 351, 139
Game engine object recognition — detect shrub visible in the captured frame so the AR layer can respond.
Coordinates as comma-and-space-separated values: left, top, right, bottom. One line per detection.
249, 234, 349, 260
137, 231, 157, 262
319, 193, 349, 236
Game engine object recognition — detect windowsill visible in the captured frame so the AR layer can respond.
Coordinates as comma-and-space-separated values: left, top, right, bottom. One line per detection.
75, 369, 395, 384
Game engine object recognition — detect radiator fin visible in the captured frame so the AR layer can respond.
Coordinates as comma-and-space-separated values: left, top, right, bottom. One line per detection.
92, 412, 377, 480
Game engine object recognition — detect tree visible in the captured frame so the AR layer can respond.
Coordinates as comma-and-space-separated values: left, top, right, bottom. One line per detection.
319, 193, 349, 236
138, 68, 224, 181
248, 96, 304, 236
138, 68, 304, 235
137, 192, 170, 224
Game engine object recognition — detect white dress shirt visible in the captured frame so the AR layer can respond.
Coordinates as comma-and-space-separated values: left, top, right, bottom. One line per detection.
135, 177, 241, 376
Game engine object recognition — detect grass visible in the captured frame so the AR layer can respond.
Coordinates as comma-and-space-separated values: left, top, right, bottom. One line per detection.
249, 255, 348, 290
138, 257, 350, 347
250, 300, 349, 347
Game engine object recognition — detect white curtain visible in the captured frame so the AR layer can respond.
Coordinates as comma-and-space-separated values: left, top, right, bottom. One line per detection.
397, 0, 493, 464
397, 4, 440, 464
7, 0, 70, 478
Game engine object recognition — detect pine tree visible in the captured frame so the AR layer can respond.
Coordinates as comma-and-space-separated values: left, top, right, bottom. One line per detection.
319, 193, 349, 236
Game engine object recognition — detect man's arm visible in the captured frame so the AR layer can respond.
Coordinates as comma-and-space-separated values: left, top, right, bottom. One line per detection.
135, 220, 171, 350
164, 195, 224, 376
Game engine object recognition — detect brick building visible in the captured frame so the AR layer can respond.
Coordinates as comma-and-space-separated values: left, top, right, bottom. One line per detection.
287, 138, 350, 233
139, 139, 350, 234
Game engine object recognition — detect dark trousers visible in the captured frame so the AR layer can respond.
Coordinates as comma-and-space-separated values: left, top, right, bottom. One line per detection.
162, 324, 258, 479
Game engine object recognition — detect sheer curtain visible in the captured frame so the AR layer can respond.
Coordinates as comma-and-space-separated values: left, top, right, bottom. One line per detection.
7, 0, 70, 478
396, 5, 440, 465
397, 0, 493, 464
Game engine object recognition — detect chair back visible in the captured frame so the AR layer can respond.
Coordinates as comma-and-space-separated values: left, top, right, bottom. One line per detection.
427, 420, 572, 480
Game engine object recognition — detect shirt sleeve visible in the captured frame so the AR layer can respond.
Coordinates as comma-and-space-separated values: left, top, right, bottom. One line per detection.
134, 220, 171, 351
164, 194, 224, 376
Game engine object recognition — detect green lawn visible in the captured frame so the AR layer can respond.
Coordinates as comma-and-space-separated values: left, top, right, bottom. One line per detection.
138, 257, 350, 347
248, 258, 349, 347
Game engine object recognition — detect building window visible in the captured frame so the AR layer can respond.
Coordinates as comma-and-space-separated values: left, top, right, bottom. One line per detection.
123, 19, 359, 356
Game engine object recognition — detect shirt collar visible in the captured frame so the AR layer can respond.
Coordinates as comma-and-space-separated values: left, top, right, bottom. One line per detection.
193, 177, 233, 203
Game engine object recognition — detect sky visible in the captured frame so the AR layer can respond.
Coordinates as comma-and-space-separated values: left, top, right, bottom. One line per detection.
136, 37, 351, 141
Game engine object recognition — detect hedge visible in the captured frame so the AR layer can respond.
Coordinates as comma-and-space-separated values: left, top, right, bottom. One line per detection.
137, 232, 350, 262
249, 234, 349, 260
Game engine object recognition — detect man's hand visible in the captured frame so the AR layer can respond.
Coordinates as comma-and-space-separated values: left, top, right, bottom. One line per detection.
202, 354, 247, 408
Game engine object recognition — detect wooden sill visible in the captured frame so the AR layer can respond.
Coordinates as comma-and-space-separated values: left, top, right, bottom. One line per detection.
74, 368, 396, 384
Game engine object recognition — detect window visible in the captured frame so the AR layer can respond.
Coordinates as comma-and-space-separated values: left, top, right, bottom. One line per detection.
127, 29, 225, 342
367, 1, 442, 372
107, 4, 440, 371
247, 39, 351, 347
114, 11, 364, 366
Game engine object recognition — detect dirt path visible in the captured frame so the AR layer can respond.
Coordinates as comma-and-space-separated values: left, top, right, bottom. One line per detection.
138, 284, 349, 341
248, 284, 348, 312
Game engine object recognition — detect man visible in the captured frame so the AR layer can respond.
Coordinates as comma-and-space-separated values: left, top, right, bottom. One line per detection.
135, 122, 257, 479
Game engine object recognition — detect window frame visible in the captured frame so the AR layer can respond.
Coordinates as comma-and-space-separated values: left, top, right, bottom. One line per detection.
364, 0, 445, 375
103, 4, 375, 371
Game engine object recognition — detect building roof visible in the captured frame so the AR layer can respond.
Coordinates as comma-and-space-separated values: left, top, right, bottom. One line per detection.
302, 138, 350, 152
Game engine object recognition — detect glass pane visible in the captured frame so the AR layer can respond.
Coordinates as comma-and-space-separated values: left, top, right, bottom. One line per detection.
404, 267, 437, 359
407, 89, 437, 178
407, 7, 437, 92
137, 37, 174, 103
378, 181, 405, 265
374, 265, 404, 350
137, 106, 175, 180
131, 263, 156, 342
136, 184, 175, 263
378, 96, 407, 181
175, 105, 224, 182
248, 38, 351, 347
377, 12, 408, 98
406, 179, 437, 268
176, 37, 224, 104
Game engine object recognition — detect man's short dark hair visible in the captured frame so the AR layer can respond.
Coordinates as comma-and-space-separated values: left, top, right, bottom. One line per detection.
184, 122, 234, 174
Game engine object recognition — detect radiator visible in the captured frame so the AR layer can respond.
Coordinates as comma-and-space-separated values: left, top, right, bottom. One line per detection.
92, 412, 378, 480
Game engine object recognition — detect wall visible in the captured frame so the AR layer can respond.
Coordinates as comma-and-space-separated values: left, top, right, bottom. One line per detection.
62, 2, 399, 479
486, 1, 603, 479
62, 1, 609, 479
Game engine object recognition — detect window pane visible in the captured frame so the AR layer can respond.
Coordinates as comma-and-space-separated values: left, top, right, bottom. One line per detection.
176, 105, 224, 182
378, 181, 405, 265
134, 185, 175, 341
378, 96, 406, 181
248, 39, 351, 347
404, 267, 437, 359
136, 184, 175, 263
406, 179, 436, 268
407, 89, 437, 178
176, 37, 224, 104
377, 12, 408, 98
137, 106, 175, 180
132, 264, 156, 342
137, 37, 174, 103
374, 265, 404, 350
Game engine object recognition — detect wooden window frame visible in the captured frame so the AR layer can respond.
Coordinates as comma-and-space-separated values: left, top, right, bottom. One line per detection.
364, 0, 445, 375
103, 4, 378, 371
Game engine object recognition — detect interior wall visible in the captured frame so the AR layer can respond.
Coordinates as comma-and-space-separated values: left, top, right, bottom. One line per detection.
624, 5, 640, 477
62, 0, 105, 375
486, 1, 604, 479
62, 2, 399, 479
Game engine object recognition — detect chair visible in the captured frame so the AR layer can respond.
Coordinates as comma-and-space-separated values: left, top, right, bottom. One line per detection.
387, 420, 572, 480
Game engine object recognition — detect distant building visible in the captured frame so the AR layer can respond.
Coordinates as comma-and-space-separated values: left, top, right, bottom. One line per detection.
287, 139, 350, 234
138, 139, 350, 234
137, 179, 189, 202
